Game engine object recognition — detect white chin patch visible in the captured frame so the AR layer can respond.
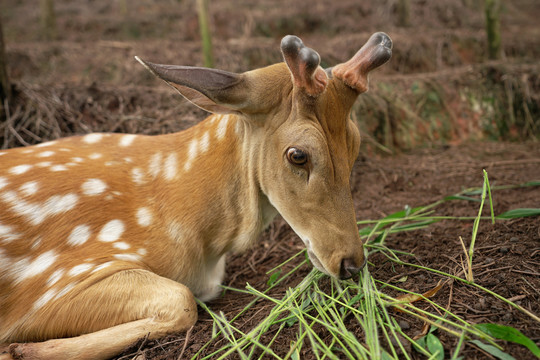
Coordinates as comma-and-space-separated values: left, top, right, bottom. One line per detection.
303, 238, 330, 275
307, 250, 330, 275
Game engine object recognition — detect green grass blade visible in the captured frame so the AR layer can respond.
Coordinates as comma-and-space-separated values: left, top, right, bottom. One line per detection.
485, 171, 495, 224
450, 331, 466, 360
496, 208, 540, 219
475, 324, 540, 358
467, 170, 490, 281
391, 220, 437, 232
469, 340, 516, 360
444, 195, 482, 202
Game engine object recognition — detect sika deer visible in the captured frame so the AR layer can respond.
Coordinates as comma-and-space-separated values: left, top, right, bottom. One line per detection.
0, 33, 392, 359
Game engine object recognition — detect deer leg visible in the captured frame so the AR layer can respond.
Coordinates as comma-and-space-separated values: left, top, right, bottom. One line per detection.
7, 269, 197, 360
1, 345, 10, 360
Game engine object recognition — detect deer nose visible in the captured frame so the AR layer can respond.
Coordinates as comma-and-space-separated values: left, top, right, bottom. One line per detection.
339, 257, 365, 280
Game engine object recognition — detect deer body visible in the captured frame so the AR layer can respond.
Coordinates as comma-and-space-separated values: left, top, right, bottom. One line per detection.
0, 34, 391, 359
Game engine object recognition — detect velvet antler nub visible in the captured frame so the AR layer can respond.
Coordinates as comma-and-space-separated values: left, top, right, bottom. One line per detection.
332, 32, 392, 93
281, 35, 328, 96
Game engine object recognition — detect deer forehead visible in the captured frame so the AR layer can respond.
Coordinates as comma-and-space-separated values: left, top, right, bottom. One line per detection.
252, 68, 356, 148
270, 97, 358, 160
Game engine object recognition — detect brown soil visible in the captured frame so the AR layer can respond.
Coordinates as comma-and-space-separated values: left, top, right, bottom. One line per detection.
1, 0, 539, 359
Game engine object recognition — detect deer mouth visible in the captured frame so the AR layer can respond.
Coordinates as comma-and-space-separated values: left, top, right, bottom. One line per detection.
304, 239, 331, 276
307, 250, 328, 274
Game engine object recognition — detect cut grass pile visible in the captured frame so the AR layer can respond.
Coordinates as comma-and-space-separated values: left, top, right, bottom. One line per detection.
196, 173, 540, 360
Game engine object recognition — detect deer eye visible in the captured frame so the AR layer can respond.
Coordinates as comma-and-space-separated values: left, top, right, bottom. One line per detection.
286, 147, 308, 166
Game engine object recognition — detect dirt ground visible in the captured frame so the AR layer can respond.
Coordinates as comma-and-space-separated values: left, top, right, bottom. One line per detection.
1, 0, 539, 359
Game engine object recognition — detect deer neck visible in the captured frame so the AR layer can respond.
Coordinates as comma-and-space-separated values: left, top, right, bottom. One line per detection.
155, 113, 277, 265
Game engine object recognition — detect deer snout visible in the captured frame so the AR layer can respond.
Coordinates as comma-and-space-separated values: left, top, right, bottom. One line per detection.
339, 257, 366, 280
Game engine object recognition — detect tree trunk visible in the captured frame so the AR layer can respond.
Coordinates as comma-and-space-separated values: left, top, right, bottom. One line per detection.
485, 0, 502, 60
396, 0, 410, 27
196, 0, 214, 68
40, 0, 57, 41
0, 16, 11, 118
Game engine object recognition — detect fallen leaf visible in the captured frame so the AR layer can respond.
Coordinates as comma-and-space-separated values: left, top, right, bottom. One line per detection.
393, 279, 445, 313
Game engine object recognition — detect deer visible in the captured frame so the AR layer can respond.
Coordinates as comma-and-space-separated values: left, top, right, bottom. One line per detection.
0, 32, 392, 359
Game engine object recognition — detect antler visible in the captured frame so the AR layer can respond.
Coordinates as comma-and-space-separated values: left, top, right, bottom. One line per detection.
281, 35, 328, 96
332, 32, 392, 93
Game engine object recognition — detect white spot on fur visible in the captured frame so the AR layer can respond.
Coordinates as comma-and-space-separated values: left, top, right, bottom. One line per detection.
235, 118, 243, 136
200, 131, 210, 153
81, 178, 107, 196
1, 191, 78, 225
83, 134, 103, 144
9, 164, 32, 175
124, 157, 133, 163
36, 161, 52, 168
216, 115, 229, 140
33, 288, 58, 311
113, 254, 141, 262
0, 249, 12, 270
13, 250, 58, 284
67, 225, 91, 246
91, 261, 114, 273
89, 153, 102, 160
113, 241, 130, 250
184, 138, 199, 171
167, 221, 185, 242
47, 269, 65, 287
136, 207, 152, 227
148, 152, 162, 178
71, 157, 84, 163
98, 220, 125, 242
131, 167, 146, 185
37, 151, 55, 158
42, 193, 79, 219
59, 148, 71, 152
0, 223, 21, 243
31, 236, 42, 250
36, 140, 57, 148
0, 151, 6, 156
55, 283, 76, 300
1, 191, 38, 222
164, 153, 178, 180
120, 134, 136, 147
137, 248, 147, 256
50, 165, 68, 171
0, 176, 8, 190
105, 191, 120, 200
68, 263, 94, 277
19, 181, 39, 197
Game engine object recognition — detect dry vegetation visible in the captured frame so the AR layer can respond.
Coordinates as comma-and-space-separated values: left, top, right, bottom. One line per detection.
1, 0, 539, 149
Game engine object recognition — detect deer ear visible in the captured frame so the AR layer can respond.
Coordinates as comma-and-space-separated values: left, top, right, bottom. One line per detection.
135, 57, 247, 114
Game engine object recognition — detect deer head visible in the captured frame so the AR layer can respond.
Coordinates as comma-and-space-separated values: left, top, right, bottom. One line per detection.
136, 32, 392, 279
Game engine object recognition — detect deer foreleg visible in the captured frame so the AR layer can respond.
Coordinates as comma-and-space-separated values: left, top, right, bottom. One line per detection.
7, 269, 197, 360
